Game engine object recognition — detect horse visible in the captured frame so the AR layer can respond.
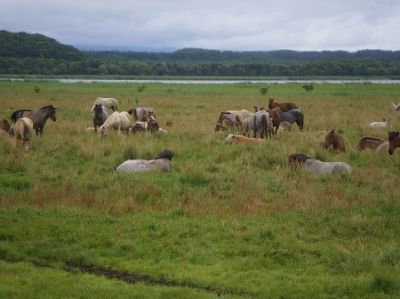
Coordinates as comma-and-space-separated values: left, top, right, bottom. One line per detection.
268, 107, 281, 134
99, 111, 133, 135
242, 115, 254, 136
0, 119, 11, 133
225, 134, 265, 145
268, 98, 297, 112
288, 153, 352, 177
252, 108, 271, 139
116, 149, 174, 173
357, 136, 385, 151
278, 121, 292, 133
10, 105, 56, 135
9, 117, 34, 151
388, 131, 400, 155
129, 107, 157, 122
391, 102, 400, 112
130, 113, 160, 135
320, 129, 346, 152
280, 109, 304, 130
92, 104, 109, 132
369, 118, 390, 129
90, 97, 118, 112
215, 112, 242, 132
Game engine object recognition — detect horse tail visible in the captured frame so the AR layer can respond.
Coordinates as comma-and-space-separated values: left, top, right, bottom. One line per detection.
10, 109, 31, 122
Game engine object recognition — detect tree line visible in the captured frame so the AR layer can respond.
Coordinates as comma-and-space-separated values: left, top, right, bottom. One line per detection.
1, 30, 400, 76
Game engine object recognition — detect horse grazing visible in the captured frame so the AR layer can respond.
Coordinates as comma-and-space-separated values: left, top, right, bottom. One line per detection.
388, 131, 400, 155
9, 117, 34, 151
369, 118, 390, 129
268, 98, 297, 112
225, 134, 265, 145
357, 136, 385, 151
215, 112, 242, 132
253, 108, 271, 139
99, 111, 133, 135
0, 119, 11, 133
128, 107, 157, 122
90, 97, 118, 112
280, 109, 304, 130
320, 129, 346, 152
116, 149, 174, 173
10, 105, 56, 135
288, 153, 352, 177
92, 104, 109, 132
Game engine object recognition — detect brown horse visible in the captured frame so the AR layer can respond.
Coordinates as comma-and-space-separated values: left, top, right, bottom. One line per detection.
10, 105, 57, 135
0, 119, 11, 133
268, 107, 281, 134
320, 129, 346, 152
268, 98, 297, 112
388, 131, 400, 155
357, 136, 384, 151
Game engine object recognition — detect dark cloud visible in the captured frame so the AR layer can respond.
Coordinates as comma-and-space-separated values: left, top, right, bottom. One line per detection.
1, 0, 399, 50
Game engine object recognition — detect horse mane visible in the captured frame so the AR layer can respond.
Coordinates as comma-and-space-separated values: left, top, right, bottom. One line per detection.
39, 105, 55, 110
155, 149, 174, 160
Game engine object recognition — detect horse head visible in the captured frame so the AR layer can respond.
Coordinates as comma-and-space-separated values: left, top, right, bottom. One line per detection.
253, 106, 264, 112
388, 131, 400, 155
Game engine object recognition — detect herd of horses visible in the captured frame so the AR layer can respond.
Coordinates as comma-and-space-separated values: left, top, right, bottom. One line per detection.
0, 96, 399, 175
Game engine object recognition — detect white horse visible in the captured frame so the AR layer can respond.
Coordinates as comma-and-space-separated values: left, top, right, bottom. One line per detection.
9, 117, 34, 151
116, 150, 173, 173
288, 153, 352, 177
99, 111, 133, 135
90, 97, 119, 112
369, 118, 390, 129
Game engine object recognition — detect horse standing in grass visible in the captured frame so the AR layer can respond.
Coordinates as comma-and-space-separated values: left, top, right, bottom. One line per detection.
90, 97, 118, 112
9, 117, 34, 151
388, 131, 400, 155
129, 107, 157, 122
268, 98, 297, 112
92, 104, 109, 132
99, 111, 133, 135
320, 129, 346, 152
10, 105, 57, 135
280, 109, 304, 130
252, 107, 271, 139
268, 107, 281, 135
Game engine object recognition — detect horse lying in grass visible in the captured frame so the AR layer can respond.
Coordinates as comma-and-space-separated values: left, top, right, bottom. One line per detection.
225, 134, 266, 145
357, 136, 385, 151
320, 129, 346, 152
288, 153, 352, 177
9, 117, 34, 151
130, 113, 161, 134
99, 111, 133, 135
278, 121, 292, 132
90, 97, 118, 112
116, 149, 174, 173
369, 118, 390, 129
268, 98, 297, 112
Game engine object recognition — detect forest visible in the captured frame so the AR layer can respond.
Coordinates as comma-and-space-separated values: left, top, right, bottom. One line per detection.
1, 30, 400, 77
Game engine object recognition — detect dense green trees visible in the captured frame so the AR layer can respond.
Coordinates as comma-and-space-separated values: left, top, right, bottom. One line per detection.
1, 30, 400, 77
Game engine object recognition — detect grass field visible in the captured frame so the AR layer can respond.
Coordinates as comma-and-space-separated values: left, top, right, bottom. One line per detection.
0, 81, 399, 298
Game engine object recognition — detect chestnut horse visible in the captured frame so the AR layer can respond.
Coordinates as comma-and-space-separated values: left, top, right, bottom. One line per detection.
388, 131, 400, 155
268, 107, 281, 134
268, 98, 297, 112
320, 129, 346, 152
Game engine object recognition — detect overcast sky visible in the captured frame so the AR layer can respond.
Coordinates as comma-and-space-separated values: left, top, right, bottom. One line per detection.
1, 0, 399, 51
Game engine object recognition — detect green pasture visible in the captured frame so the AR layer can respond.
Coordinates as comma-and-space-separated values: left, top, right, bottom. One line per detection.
0, 81, 399, 297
